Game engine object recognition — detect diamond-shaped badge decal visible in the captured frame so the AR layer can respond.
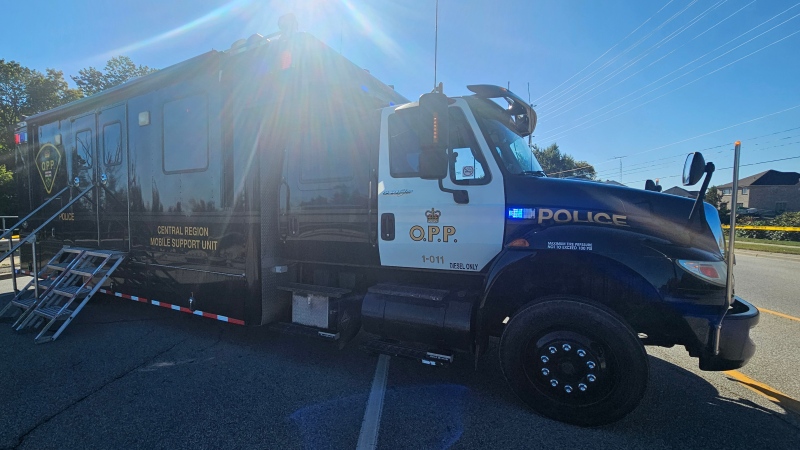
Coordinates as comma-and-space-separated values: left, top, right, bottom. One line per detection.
36, 143, 62, 194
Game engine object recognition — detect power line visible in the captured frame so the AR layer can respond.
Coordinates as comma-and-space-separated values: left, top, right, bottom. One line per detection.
593, 132, 800, 178
541, 0, 730, 120
626, 154, 800, 186
537, 4, 800, 144
533, 0, 676, 105
537, 0, 694, 108
543, 106, 800, 178
538, 1, 798, 138
541, 0, 755, 122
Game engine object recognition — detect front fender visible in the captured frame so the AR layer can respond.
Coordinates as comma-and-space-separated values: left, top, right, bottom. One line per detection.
477, 225, 694, 345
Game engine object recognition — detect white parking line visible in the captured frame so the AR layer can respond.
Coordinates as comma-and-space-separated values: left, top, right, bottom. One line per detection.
356, 354, 390, 450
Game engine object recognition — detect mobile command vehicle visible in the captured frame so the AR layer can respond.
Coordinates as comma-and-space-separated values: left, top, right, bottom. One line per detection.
1, 17, 758, 426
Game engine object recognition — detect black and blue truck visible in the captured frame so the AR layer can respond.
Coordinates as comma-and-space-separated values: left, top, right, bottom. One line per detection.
1, 17, 758, 426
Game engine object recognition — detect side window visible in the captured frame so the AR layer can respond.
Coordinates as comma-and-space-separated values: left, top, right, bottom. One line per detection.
448, 109, 488, 185
388, 107, 489, 184
75, 129, 93, 168
298, 113, 355, 183
163, 94, 209, 173
389, 110, 422, 178
103, 122, 122, 166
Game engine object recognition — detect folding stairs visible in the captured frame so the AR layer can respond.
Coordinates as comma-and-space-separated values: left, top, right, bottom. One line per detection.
0, 247, 126, 343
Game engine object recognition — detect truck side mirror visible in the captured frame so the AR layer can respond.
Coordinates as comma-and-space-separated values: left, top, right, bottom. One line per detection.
419, 152, 449, 180
683, 152, 706, 186
418, 92, 449, 180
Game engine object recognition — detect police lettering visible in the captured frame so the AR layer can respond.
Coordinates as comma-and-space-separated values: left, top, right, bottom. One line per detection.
409, 225, 457, 242
537, 208, 628, 227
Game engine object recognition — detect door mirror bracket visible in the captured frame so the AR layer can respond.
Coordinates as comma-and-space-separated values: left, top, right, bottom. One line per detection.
438, 178, 469, 204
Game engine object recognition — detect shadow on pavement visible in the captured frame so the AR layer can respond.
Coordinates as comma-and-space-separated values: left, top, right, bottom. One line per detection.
1, 291, 799, 449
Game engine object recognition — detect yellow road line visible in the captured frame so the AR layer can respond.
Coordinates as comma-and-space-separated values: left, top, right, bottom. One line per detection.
725, 370, 800, 416
758, 307, 800, 322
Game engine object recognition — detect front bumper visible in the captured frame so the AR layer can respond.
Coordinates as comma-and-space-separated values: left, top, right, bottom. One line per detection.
698, 296, 759, 371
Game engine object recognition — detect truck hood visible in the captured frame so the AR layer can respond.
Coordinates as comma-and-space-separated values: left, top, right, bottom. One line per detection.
504, 176, 720, 254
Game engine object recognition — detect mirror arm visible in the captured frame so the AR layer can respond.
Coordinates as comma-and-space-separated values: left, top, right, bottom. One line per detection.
688, 162, 715, 221
437, 179, 469, 204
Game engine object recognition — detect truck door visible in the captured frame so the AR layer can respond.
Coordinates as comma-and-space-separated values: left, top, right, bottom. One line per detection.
70, 104, 128, 248
377, 99, 505, 272
70, 112, 99, 244
97, 104, 128, 249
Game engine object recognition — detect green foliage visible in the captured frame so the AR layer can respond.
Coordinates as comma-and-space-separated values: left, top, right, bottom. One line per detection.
1, 57, 154, 215
703, 186, 731, 223
704, 186, 722, 207
72, 56, 156, 96
735, 212, 800, 242
532, 143, 596, 179
1, 60, 81, 152
0, 164, 13, 215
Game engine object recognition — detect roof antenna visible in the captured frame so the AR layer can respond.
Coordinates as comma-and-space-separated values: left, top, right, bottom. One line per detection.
433, 0, 439, 92
527, 82, 533, 150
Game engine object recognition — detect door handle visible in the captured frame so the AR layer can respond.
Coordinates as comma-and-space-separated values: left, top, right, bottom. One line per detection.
381, 213, 395, 241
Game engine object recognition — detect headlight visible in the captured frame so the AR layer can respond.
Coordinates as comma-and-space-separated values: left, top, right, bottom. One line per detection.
677, 260, 728, 287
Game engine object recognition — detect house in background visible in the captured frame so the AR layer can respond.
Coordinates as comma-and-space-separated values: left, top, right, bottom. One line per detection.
663, 186, 699, 199
715, 170, 800, 214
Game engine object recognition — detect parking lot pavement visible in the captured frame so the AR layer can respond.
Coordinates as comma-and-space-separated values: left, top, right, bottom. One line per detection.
2, 276, 800, 449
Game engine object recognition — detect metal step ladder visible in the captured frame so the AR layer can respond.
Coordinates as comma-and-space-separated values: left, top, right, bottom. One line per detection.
9, 247, 126, 343
0, 247, 83, 321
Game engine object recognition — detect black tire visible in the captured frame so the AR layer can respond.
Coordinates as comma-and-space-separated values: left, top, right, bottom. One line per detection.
499, 296, 648, 426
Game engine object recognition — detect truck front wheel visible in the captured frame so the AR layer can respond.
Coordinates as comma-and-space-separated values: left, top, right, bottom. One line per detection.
499, 297, 648, 426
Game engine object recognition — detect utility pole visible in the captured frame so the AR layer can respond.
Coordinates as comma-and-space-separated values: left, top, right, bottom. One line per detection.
612, 156, 626, 183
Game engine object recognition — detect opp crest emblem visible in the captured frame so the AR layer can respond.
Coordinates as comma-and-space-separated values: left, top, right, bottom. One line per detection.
36, 143, 61, 194
425, 208, 441, 223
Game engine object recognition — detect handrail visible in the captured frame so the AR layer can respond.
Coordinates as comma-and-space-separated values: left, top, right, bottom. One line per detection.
0, 185, 72, 242
0, 184, 95, 262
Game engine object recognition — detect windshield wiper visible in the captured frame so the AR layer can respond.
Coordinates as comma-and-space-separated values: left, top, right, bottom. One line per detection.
519, 170, 546, 177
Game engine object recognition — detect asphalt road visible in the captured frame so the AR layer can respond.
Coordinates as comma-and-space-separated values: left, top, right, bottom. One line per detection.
1, 252, 799, 450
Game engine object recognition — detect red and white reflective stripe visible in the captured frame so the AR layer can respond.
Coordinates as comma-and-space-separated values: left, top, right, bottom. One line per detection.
14, 270, 246, 325
97, 288, 245, 325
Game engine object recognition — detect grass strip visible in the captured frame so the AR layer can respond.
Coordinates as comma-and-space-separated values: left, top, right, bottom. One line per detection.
735, 242, 800, 255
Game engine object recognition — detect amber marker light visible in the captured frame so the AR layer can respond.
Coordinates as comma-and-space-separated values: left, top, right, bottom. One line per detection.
508, 238, 530, 248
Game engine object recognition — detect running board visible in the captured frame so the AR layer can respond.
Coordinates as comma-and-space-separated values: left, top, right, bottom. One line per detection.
360, 339, 454, 367
269, 321, 341, 341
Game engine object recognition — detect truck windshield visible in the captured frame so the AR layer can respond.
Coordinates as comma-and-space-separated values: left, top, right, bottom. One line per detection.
466, 97, 545, 176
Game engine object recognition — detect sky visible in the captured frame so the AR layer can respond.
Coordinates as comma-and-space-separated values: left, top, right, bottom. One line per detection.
2, 0, 799, 190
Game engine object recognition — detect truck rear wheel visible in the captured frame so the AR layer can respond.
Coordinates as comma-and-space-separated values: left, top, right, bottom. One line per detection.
499, 297, 648, 426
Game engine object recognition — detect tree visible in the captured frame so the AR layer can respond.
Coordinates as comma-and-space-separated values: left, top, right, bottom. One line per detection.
72, 56, 156, 96
1, 60, 82, 215
704, 186, 722, 207
0, 164, 13, 215
532, 143, 596, 179
704, 186, 729, 223
1, 60, 80, 152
